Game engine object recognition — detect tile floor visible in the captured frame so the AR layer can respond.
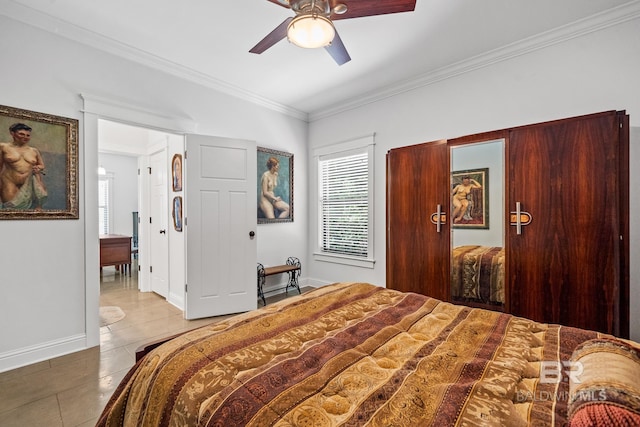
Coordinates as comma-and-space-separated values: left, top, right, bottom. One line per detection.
0, 265, 303, 426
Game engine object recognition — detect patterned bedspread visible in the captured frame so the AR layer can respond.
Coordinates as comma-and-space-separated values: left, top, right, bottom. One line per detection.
451, 245, 505, 306
97, 282, 618, 426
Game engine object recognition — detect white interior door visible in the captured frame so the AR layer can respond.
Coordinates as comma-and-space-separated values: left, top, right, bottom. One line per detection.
185, 134, 257, 319
149, 149, 169, 298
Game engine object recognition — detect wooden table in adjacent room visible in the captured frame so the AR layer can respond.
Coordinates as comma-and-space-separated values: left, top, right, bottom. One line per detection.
99, 234, 132, 275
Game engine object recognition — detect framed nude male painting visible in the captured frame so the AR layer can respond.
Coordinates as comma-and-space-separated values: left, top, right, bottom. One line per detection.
451, 168, 488, 229
0, 105, 78, 219
257, 147, 293, 224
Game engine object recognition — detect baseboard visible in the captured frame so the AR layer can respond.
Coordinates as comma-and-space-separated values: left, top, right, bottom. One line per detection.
305, 278, 334, 288
0, 334, 88, 373
262, 284, 295, 297
261, 277, 318, 296
167, 292, 184, 311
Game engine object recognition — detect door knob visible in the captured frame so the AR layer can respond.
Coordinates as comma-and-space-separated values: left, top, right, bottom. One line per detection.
159, 229, 166, 234
249, 231, 255, 237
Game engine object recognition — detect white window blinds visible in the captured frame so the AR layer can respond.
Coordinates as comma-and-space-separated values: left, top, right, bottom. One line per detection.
98, 174, 112, 235
316, 131, 378, 269
319, 152, 369, 256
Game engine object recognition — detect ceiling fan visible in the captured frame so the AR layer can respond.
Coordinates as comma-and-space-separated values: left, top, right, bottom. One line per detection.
249, 0, 417, 65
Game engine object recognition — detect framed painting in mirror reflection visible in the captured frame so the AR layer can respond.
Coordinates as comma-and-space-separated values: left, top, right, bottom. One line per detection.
451, 168, 488, 229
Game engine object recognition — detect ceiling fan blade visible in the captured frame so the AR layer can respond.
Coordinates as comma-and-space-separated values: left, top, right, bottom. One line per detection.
330, 0, 416, 20
266, 0, 292, 9
249, 17, 294, 54
325, 30, 351, 65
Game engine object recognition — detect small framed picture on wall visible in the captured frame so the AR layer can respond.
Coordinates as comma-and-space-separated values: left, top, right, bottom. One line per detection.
172, 196, 183, 232
172, 153, 182, 192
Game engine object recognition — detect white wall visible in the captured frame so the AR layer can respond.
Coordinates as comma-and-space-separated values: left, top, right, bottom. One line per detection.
167, 134, 186, 309
630, 127, 640, 343
307, 18, 640, 340
0, 16, 307, 372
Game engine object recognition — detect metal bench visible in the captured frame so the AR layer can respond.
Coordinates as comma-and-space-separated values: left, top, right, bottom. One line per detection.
257, 257, 301, 306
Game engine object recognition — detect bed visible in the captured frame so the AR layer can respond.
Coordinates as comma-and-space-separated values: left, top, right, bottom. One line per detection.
451, 245, 505, 307
97, 282, 640, 426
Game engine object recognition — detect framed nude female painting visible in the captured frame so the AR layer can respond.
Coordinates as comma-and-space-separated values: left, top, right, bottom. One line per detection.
257, 147, 293, 224
451, 168, 489, 229
0, 104, 78, 219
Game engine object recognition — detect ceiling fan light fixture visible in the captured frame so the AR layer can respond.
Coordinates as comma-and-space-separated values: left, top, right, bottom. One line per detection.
287, 15, 335, 48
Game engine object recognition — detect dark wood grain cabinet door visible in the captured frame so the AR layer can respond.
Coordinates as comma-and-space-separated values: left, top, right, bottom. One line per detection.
386, 140, 450, 300
507, 111, 626, 335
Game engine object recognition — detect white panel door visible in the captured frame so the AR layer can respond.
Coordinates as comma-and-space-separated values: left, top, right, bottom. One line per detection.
185, 134, 257, 319
149, 149, 169, 298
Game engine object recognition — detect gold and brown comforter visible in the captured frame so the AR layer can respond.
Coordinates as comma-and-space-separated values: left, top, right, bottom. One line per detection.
97, 282, 618, 426
451, 245, 505, 306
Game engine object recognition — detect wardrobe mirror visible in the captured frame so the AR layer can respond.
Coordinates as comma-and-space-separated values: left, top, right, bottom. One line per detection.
450, 139, 505, 309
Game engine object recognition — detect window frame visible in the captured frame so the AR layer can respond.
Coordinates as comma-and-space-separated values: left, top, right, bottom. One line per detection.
313, 134, 375, 269
98, 172, 114, 235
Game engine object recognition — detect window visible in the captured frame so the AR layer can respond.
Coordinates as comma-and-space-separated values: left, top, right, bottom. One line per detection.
314, 134, 375, 268
98, 172, 114, 234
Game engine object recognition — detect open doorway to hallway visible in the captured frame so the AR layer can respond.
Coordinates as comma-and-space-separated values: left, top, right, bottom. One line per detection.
98, 119, 178, 320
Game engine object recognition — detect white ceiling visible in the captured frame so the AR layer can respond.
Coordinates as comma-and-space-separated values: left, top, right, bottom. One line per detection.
3, 0, 638, 121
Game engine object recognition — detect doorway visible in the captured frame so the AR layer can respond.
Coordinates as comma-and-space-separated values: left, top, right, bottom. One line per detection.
85, 101, 258, 348
98, 119, 176, 312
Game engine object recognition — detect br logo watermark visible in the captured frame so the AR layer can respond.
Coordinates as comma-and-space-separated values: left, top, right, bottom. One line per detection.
515, 361, 606, 403
539, 361, 583, 384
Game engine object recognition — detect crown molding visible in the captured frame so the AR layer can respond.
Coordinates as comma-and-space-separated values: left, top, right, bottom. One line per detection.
0, 0, 309, 122
308, 0, 640, 122
2, 0, 638, 124
80, 93, 198, 134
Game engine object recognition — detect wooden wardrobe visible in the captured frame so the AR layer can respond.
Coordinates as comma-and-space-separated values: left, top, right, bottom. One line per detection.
386, 111, 629, 338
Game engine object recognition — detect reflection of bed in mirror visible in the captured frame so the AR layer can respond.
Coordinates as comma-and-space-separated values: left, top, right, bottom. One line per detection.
451, 245, 504, 308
